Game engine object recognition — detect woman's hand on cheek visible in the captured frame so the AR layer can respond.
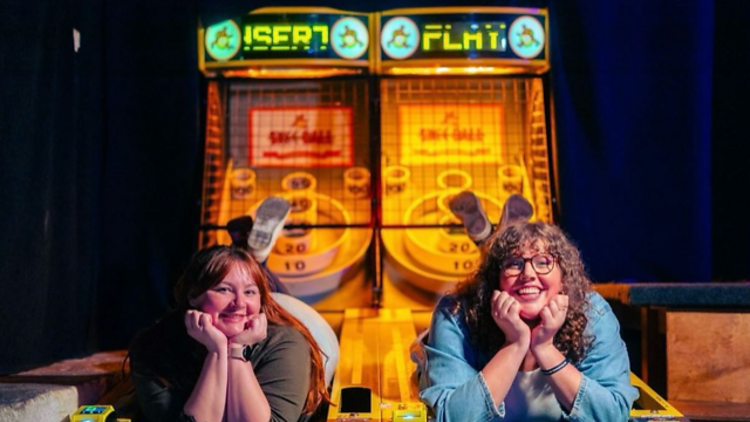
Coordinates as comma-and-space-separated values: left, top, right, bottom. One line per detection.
184, 310, 228, 353
231, 313, 268, 346
491, 290, 531, 347
530, 294, 568, 353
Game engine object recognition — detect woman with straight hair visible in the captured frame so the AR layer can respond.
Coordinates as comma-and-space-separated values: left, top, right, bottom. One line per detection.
129, 245, 329, 422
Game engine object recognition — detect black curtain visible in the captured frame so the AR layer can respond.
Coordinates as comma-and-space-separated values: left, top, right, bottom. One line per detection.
552, 0, 749, 283
552, 1, 716, 282
0, 0, 104, 372
96, 0, 201, 350
1, 0, 748, 374
0, 0, 201, 372
711, 0, 750, 282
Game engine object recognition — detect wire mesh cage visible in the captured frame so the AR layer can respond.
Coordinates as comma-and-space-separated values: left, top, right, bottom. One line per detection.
379, 76, 555, 293
198, 78, 374, 299
380, 76, 553, 227
199, 75, 556, 299
200, 78, 373, 249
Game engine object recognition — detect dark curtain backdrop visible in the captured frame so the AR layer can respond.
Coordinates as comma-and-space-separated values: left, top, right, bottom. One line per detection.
552, 1, 715, 282
96, 0, 200, 350
711, 1, 750, 282
1, 0, 748, 373
1, 0, 104, 374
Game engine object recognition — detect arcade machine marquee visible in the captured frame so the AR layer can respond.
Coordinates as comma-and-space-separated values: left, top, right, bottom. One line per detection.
199, 7, 375, 303
198, 7, 685, 421
377, 8, 556, 301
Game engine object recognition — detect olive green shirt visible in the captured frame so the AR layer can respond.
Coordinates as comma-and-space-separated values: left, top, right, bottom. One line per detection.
130, 316, 311, 422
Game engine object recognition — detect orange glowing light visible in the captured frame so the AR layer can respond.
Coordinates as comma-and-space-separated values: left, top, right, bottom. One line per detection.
398, 104, 504, 165
222, 67, 363, 78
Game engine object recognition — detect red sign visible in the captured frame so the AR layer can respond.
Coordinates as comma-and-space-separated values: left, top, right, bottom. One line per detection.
249, 107, 354, 167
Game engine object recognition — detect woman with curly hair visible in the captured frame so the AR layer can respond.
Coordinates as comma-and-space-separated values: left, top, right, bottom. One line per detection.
418, 220, 638, 421
129, 245, 330, 422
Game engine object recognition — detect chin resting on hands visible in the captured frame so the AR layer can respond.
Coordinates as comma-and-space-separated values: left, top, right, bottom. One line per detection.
231, 313, 268, 346
491, 290, 531, 346
530, 294, 569, 351
184, 310, 228, 353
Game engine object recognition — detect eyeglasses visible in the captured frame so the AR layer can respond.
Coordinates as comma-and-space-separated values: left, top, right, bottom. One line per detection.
502, 253, 556, 276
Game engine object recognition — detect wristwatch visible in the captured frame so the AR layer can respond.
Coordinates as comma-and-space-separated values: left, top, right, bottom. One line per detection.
229, 344, 251, 362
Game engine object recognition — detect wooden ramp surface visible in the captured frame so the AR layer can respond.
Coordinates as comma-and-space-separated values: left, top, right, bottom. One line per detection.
328, 308, 425, 422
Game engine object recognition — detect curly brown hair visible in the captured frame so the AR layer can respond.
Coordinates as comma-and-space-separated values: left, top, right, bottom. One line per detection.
451, 221, 592, 363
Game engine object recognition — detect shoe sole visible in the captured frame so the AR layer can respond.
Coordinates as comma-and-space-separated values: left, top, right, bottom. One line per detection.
449, 191, 492, 239
248, 197, 291, 251
500, 194, 534, 229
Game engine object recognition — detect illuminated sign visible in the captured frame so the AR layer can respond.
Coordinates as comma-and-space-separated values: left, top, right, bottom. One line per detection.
399, 104, 503, 165
203, 12, 370, 64
380, 16, 420, 60
380, 11, 546, 62
205, 20, 242, 61
249, 107, 354, 167
509, 15, 545, 59
243, 23, 330, 52
421, 22, 507, 53
331, 17, 370, 60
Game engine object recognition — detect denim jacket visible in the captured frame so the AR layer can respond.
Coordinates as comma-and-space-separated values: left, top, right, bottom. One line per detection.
418, 292, 638, 422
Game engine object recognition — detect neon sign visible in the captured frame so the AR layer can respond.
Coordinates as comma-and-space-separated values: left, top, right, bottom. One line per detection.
509, 16, 545, 59
380, 11, 546, 62
243, 24, 330, 52
200, 9, 548, 70
399, 104, 503, 165
381, 16, 420, 60
331, 17, 369, 60
249, 107, 354, 167
205, 20, 242, 61
203, 12, 370, 64
421, 22, 507, 53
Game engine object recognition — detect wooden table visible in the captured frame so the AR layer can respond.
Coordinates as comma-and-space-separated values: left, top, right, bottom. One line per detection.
595, 282, 750, 421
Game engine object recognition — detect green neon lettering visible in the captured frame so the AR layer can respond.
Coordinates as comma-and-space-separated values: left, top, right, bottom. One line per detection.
253, 26, 272, 46
423, 31, 441, 51
244, 26, 252, 45
443, 31, 462, 50
488, 31, 499, 49
464, 31, 482, 50
312, 25, 328, 44
273, 25, 291, 44
293, 25, 312, 45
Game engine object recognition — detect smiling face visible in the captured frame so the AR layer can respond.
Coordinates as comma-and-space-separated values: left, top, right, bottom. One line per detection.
499, 240, 563, 322
191, 263, 262, 337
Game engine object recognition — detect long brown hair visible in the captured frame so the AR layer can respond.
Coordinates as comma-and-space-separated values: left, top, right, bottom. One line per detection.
169, 245, 330, 413
452, 222, 592, 363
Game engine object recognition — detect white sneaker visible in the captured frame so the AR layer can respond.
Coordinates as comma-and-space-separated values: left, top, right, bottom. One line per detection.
248, 196, 291, 263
